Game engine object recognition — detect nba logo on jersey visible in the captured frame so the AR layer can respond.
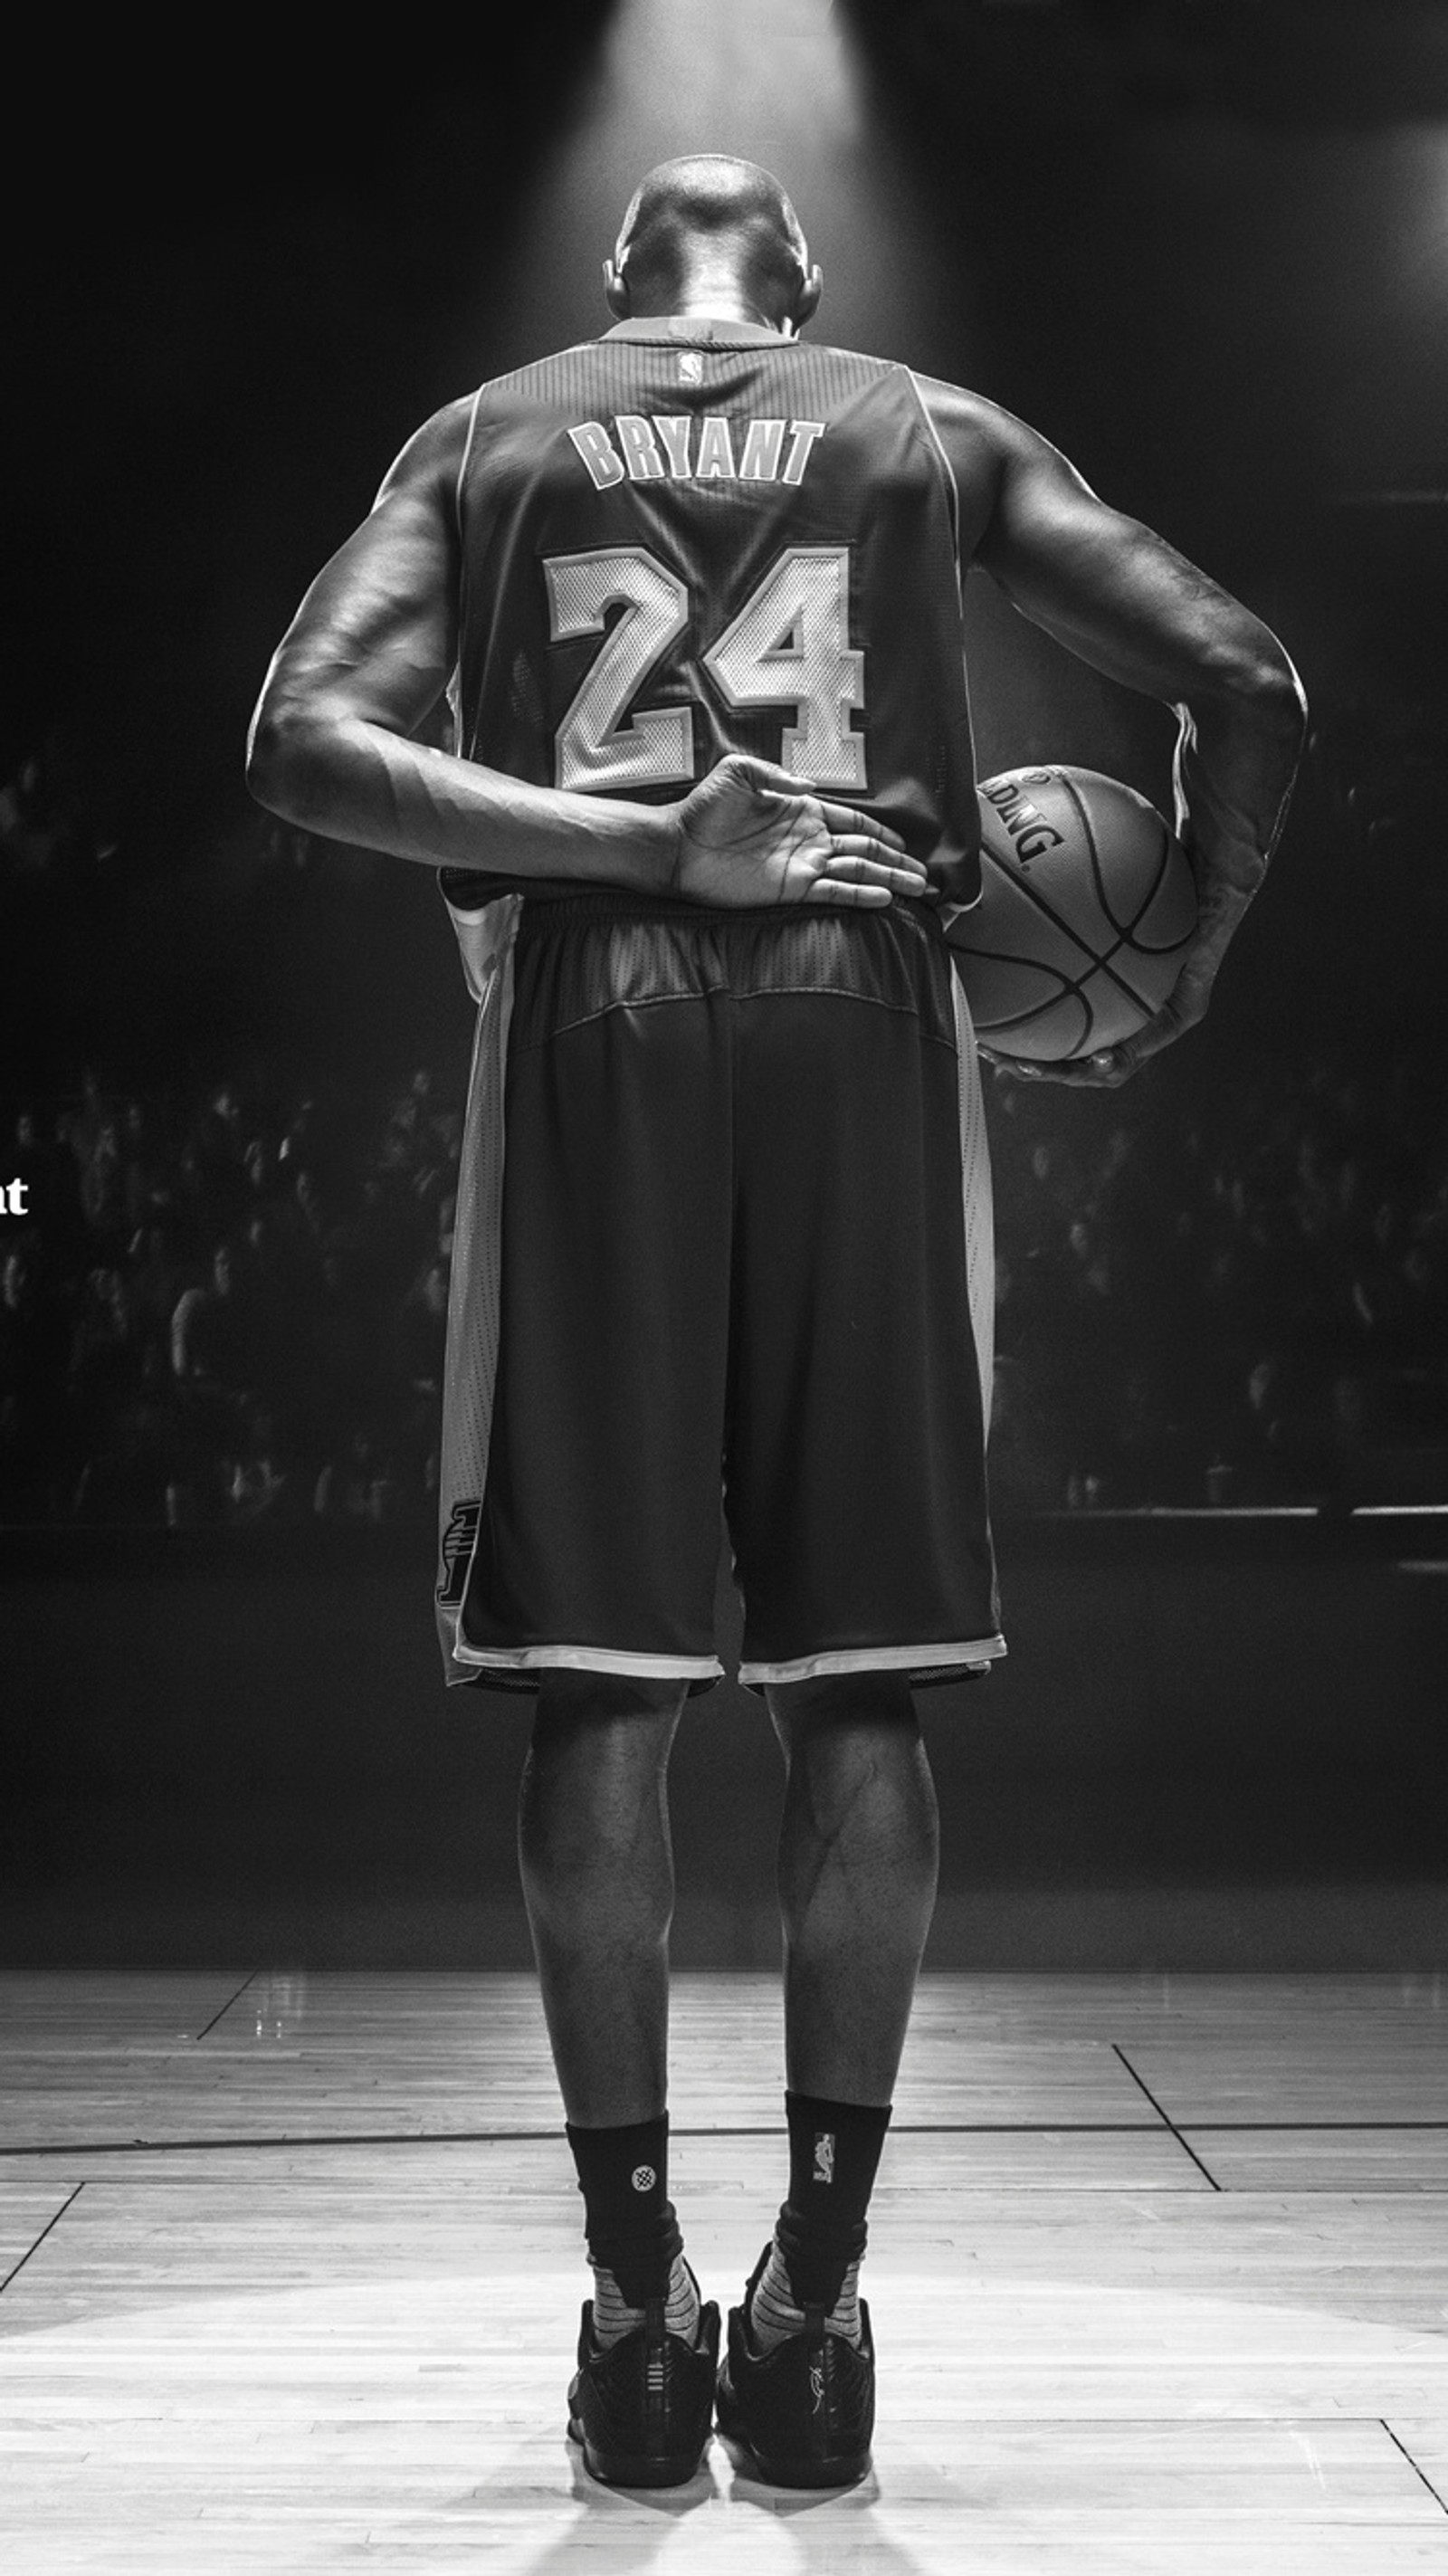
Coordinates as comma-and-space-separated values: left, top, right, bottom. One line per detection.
436, 1500, 481, 1606
679, 349, 703, 384
814, 2130, 835, 2185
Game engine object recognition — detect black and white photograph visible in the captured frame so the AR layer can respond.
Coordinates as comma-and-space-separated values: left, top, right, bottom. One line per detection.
3, 3, 1447, 2565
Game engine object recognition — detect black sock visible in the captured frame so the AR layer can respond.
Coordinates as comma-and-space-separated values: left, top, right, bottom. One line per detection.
565, 2113, 683, 2307
775, 2091, 891, 2311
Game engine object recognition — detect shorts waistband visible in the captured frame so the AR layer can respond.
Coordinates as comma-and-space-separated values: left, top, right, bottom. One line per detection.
516, 889, 952, 939
519, 890, 792, 935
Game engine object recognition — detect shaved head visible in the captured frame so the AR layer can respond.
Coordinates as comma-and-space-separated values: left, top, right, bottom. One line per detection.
608, 155, 818, 330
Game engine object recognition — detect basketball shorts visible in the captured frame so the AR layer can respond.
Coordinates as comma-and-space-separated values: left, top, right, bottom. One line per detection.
434, 888, 1003, 1696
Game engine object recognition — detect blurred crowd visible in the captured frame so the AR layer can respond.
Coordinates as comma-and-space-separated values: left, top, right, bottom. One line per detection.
2, 687, 1445, 1523
1, 1036, 1444, 1527
989, 1042, 1448, 1509
0, 1072, 456, 1525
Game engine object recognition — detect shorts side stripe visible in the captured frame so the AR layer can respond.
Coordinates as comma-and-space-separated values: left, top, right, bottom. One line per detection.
435, 896, 522, 1684
949, 965, 995, 1434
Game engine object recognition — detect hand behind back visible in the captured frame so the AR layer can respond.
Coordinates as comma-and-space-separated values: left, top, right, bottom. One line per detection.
671, 754, 929, 909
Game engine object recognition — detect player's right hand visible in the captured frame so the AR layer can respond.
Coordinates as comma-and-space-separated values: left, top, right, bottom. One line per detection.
670, 753, 929, 909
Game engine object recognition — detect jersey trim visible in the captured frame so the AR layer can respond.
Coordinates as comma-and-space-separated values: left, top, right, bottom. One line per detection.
599, 317, 796, 348
906, 371, 962, 579
454, 386, 486, 540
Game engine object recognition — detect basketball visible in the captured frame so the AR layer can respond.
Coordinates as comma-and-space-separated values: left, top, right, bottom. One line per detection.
944, 765, 1198, 1063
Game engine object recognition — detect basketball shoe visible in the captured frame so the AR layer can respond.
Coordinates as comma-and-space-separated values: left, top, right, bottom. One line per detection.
567, 2267, 719, 2486
715, 2242, 875, 2487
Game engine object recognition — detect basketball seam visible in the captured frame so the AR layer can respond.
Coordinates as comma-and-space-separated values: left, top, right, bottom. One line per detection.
1125, 816, 1171, 934
1126, 820, 1196, 954
970, 770, 1188, 1055
1087, 931, 1177, 1014
968, 888, 1166, 1023
974, 840, 1101, 968
1058, 769, 1113, 928
1061, 769, 1191, 956
975, 984, 1092, 1041
971, 949, 1154, 1052
962, 946, 1082, 1024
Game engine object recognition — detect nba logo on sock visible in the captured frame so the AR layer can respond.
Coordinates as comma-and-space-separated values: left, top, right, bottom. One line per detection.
813, 2130, 834, 2185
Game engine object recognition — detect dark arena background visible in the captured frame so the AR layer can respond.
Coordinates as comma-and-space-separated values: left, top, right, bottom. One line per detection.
7, 10, 1448, 2568
3, 0, 1446, 1972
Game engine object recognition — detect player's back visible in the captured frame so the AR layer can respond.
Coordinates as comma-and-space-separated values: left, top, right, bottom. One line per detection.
445, 319, 981, 906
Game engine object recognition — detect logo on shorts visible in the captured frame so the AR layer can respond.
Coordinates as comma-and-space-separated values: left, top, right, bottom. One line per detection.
631, 2165, 656, 2192
436, 1500, 481, 1606
679, 349, 704, 385
813, 2131, 835, 2186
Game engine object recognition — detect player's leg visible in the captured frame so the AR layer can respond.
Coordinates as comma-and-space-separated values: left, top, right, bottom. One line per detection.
715, 1665, 934, 2484
453, 908, 738, 2477
769, 1669, 939, 2107
733, 1669, 936, 2362
519, 1667, 700, 2341
520, 1666, 717, 2480
715, 910, 994, 2483
481, 922, 726, 2340
518, 1666, 685, 2130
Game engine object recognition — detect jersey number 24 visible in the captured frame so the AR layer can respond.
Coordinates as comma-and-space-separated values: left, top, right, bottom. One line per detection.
543, 543, 867, 795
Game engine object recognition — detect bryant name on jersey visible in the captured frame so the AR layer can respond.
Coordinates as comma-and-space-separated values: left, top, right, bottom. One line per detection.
569, 415, 826, 490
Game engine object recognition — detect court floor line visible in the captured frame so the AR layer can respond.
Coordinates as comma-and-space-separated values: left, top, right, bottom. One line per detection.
1383, 2422, 1448, 2518
1113, 2046, 1224, 2190
0, 2121, 1174, 2159
192, 1970, 259, 2040
5, 2120, 1448, 2158
0, 2185, 85, 2296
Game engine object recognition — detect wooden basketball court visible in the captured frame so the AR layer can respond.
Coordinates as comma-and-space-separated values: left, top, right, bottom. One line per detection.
3, 1970, 1447, 2569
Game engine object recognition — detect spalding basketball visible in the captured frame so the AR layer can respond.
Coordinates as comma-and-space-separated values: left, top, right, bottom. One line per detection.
945, 765, 1197, 1063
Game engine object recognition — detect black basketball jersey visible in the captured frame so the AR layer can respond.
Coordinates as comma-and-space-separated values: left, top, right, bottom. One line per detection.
441, 316, 981, 907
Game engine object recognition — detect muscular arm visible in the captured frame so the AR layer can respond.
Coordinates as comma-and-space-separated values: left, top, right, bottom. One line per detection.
245, 402, 919, 911
245, 402, 681, 892
918, 377, 1308, 1081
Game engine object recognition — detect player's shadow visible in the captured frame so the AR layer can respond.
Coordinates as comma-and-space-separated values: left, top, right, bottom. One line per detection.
460, 2431, 934, 2573
714, 2428, 930, 2571
451, 2436, 718, 2576
559, 2429, 719, 2517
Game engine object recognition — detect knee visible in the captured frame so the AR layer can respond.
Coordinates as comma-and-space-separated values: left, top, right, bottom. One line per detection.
519, 1674, 683, 1922
767, 1670, 919, 1762
535, 1668, 686, 1730
770, 1674, 937, 1854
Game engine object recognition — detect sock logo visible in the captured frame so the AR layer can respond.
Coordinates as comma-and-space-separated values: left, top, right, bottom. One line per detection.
809, 2357, 825, 2413
631, 2165, 656, 2192
813, 2130, 835, 2185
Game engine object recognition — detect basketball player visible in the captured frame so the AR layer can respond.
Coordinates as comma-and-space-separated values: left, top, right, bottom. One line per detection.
247, 157, 1304, 2488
